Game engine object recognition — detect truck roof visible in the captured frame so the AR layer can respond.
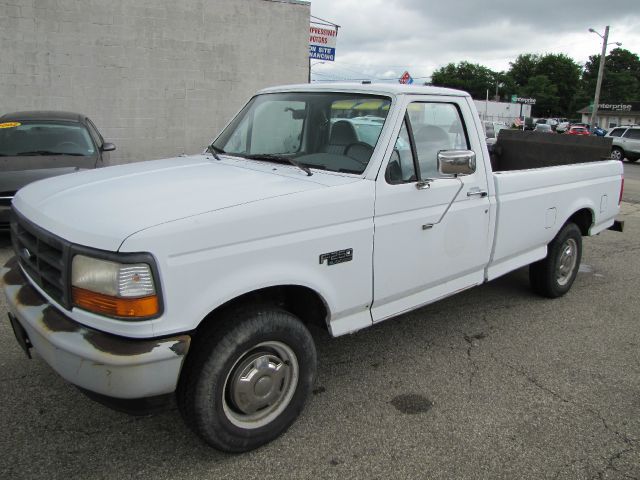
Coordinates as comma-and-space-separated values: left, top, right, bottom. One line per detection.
259, 82, 470, 98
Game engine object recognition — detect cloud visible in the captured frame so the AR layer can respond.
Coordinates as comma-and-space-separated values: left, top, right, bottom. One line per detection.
310, 0, 640, 82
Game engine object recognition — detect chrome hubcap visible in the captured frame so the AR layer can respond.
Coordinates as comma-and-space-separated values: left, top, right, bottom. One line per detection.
611, 150, 622, 160
557, 238, 578, 286
223, 341, 298, 429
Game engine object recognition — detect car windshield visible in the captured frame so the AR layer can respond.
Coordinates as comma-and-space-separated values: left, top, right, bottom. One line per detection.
0, 121, 95, 156
212, 92, 392, 174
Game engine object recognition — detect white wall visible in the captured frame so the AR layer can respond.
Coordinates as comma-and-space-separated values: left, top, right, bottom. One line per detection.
0, 0, 310, 164
474, 100, 532, 125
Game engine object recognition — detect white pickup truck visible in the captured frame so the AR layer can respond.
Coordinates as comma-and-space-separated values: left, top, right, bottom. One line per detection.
2, 83, 624, 452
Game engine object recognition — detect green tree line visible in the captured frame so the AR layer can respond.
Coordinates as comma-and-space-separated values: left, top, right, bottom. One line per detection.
430, 48, 640, 118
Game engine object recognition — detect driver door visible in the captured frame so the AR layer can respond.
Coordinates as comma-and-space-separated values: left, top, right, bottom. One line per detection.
371, 97, 492, 322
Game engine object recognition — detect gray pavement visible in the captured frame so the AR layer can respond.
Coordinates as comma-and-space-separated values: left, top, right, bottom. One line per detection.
1, 204, 639, 480
623, 161, 640, 204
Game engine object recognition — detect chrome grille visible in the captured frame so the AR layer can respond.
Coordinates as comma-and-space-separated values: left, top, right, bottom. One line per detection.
10, 210, 71, 308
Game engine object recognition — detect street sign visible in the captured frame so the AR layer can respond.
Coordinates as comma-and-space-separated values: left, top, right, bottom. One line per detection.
511, 94, 517, 103
309, 24, 338, 61
399, 71, 413, 85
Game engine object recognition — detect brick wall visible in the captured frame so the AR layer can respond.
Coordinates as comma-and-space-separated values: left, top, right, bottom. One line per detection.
0, 0, 310, 163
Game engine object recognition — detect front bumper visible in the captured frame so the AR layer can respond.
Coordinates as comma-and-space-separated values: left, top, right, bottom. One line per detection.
1, 257, 190, 399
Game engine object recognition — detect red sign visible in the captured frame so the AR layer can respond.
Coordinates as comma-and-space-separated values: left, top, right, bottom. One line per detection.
399, 71, 413, 85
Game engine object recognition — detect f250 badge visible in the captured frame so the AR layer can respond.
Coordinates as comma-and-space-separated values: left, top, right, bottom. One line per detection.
319, 248, 353, 266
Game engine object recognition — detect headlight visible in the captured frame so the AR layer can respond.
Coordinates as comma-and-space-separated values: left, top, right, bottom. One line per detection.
71, 254, 159, 319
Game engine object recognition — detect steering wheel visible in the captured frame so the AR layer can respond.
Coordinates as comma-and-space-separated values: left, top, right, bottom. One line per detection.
344, 142, 374, 166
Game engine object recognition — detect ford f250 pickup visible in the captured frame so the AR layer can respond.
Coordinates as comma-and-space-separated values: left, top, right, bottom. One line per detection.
1, 83, 624, 452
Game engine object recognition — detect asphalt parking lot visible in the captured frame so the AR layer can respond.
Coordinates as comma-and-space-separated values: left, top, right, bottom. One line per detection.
1, 167, 639, 480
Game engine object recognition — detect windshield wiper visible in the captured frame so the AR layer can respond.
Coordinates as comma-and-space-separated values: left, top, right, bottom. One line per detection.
206, 144, 225, 161
16, 150, 85, 156
244, 154, 312, 176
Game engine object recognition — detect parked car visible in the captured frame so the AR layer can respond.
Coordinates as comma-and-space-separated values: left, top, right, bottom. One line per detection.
0, 111, 115, 229
567, 126, 590, 136
534, 123, 554, 133
606, 125, 640, 162
556, 121, 571, 133
592, 126, 607, 137
2, 83, 624, 452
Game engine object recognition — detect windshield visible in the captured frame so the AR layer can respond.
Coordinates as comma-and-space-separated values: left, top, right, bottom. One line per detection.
212, 92, 392, 174
0, 121, 95, 156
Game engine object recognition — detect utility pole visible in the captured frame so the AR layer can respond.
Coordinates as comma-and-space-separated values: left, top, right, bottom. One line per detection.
589, 26, 609, 132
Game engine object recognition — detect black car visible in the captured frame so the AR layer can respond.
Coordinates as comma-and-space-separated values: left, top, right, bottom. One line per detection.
0, 111, 115, 229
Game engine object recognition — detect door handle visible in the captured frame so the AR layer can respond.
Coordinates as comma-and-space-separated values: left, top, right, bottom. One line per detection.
467, 189, 488, 198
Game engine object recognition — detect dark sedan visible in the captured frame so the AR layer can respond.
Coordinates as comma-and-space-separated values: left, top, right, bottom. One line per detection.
0, 111, 115, 229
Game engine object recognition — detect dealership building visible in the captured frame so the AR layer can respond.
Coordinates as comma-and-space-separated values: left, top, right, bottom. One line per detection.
0, 0, 310, 164
578, 102, 640, 129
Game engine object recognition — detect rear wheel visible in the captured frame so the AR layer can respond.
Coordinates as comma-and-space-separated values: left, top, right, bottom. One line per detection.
530, 222, 582, 298
611, 147, 624, 161
178, 306, 317, 452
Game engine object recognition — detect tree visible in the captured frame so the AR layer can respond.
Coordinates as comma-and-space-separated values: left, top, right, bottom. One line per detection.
520, 75, 559, 117
535, 54, 581, 114
506, 53, 580, 116
431, 62, 498, 100
581, 48, 640, 103
508, 54, 540, 87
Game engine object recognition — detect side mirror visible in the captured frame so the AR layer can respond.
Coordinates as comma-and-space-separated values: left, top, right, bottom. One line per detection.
101, 142, 116, 152
438, 150, 476, 176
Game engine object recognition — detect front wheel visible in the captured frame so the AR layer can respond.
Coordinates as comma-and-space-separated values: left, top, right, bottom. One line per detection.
529, 222, 582, 298
611, 147, 624, 161
177, 306, 317, 452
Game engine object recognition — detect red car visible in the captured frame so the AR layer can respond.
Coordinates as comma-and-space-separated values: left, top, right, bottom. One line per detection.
567, 126, 590, 136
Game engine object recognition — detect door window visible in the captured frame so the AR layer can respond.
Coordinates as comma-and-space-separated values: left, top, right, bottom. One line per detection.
609, 128, 626, 137
407, 103, 469, 179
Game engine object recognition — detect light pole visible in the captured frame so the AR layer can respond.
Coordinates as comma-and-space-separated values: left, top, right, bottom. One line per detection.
588, 26, 622, 131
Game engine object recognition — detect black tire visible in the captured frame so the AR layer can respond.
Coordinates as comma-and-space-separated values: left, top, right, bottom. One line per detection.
529, 222, 582, 298
177, 306, 317, 452
611, 147, 624, 161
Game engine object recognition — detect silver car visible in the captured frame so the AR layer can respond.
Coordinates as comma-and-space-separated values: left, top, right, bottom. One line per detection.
606, 125, 640, 162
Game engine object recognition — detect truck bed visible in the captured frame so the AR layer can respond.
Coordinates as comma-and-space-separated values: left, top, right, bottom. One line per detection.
486, 159, 623, 280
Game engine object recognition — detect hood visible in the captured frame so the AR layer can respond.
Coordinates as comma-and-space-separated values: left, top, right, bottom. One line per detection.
13, 154, 353, 251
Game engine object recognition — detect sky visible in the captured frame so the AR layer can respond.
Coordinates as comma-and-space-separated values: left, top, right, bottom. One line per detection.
309, 0, 640, 84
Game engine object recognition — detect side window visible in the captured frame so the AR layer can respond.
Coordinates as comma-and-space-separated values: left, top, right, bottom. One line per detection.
623, 129, 640, 140
386, 119, 417, 184
609, 128, 626, 137
408, 103, 469, 179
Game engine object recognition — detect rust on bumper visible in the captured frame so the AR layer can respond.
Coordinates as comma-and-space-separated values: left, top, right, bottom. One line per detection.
2, 256, 191, 399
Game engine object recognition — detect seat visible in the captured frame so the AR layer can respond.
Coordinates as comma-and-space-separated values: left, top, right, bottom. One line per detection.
324, 120, 358, 155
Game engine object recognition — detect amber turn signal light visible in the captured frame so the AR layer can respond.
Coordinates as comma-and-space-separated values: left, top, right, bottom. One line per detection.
72, 287, 159, 318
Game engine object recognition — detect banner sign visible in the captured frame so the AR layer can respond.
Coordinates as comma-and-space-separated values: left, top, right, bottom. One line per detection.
309, 25, 338, 61
597, 103, 638, 112
511, 96, 536, 105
